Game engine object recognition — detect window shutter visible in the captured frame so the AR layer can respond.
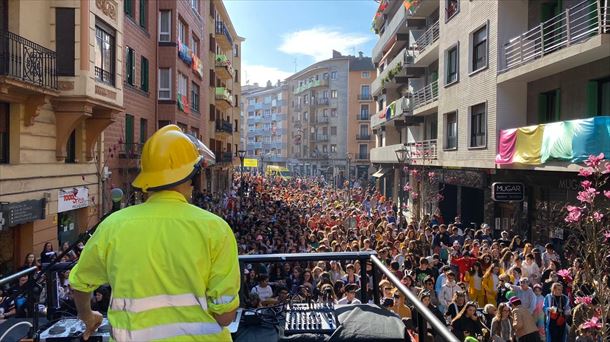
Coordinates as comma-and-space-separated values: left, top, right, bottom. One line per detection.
586, 80, 599, 117
139, 0, 147, 28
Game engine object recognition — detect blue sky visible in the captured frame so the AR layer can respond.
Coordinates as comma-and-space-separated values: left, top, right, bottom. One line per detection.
224, 0, 379, 86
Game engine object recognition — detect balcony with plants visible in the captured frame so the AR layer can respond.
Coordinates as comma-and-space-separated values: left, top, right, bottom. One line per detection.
215, 87, 234, 110
215, 54, 234, 80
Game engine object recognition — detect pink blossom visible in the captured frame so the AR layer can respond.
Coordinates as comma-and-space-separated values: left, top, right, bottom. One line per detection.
604, 230, 610, 241
574, 296, 593, 305
556, 269, 573, 283
580, 180, 592, 189
576, 188, 598, 204
604, 190, 610, 200
581, 316, 602, 330
428, 172, 436, 178
565, 205, 583, 223
403, 185, 412, 192
578, 168, 593, 177
584, 153, 605, 167
593, 212, 604, 222
604, 163, 610, 174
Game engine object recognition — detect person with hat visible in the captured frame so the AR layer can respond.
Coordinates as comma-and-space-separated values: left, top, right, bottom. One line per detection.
510, 297, 541, 342
69, 125, 240, 341
337, 284, 361, 305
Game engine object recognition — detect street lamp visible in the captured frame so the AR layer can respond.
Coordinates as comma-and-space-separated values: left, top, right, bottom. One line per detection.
110, 188, 124, 213
238, 150, 246, 196
395, 146, 411, 228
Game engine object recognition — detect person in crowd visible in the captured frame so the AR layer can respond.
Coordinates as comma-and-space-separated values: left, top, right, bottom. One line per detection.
511, 297, 541, 342
464, 261, 486, 306
337, 284, 361, 305
251, 274, 274, 304
439, 271, 460, 314
342, 264, 359, 285
22, 253, 39, 270
40, 242, 57, 264
541, 244, 560, 269
483, 264, 501, 306
532, 284, 546, 341
510, 277, 537, 314
446, 290, 467, 321
451, 301, 486, 341
543, 282, 571, 342
491, 302, 514, 342
482, 304, 497, 329
413, 290, 445, 341
522, 254, 541, 285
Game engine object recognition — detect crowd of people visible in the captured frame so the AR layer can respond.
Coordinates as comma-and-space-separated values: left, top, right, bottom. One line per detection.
1, 172, 607, 342
197, 173, 609, 342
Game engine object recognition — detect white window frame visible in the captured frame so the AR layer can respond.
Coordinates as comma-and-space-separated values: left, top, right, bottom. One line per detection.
331, 90, 338, 98
444, 111, 458, 150
178, 18, 186, 43
468, 102, 487, 149
330, 71, 337, 80
177, 73, 188, 97
361, 71, 370, 79
444, 42, 459, 86
158, 68, 171, 100
191, 33, 199, 55
469, 21, 489, 75
158, 10, 171, 42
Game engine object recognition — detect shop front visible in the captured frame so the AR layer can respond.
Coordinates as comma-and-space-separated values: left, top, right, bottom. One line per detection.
436, 168, 489, 229
57, 187, 89, 246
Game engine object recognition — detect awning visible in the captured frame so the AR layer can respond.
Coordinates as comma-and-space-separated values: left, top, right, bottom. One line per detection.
371, 167, 390, 178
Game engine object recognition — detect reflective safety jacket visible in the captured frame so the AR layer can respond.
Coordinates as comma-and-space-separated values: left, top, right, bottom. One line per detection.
69, 191, 240, 341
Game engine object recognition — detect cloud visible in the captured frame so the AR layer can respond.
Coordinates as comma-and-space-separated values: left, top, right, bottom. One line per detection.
278, 27, 372, 62
241, 64, 293, 87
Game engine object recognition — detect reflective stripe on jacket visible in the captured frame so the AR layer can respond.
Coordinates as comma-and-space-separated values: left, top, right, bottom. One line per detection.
69, 191, 240, 341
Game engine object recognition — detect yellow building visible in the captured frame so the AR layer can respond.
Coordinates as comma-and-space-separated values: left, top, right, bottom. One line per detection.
0, 0, 124, 273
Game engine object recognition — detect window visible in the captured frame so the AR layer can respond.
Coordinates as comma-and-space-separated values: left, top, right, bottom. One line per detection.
323, 73, 329, 80
178, 18, 187, 43
359, 125, 369, 136
234, 44, 239, 57
191, 34, 199, 56
190, 0, 199, 12
56, 8, 75, 76
586, 78, 610, 116
125, 47, 135, 85
124, 0, 134, 18
359, 144, 367, 158
323, 90, 329, 99
360, 104, 369, 119
139, 0, 147, 28
331, 90, 338, 98
65, 130, 76, 163
140, 57, 149, 92
0, 103, 9, 164
330, 71, 337, 80
331, 109, 337, 117
330, 126, 337, 136
178, 73, 188, 98
191, 82, 200, 112
125, 114, 134, 149
471, 24, 488, 72
140, 118, 148, 144
158, 68, 171, 99
361, 71, 370, 79
470, 103, 486, 148
94, 19, 115, 86
445, 111, 457, 150
445, 44, 459, 85
158, 10, 171, 42
446, 0, 459, 21
538, 89, 560, 123
361, 85, 370, 97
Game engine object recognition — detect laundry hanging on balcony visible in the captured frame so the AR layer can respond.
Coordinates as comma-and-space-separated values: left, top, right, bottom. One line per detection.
496, 116, 610, 165
191, 53, 203, 78
177, 39, 193, 66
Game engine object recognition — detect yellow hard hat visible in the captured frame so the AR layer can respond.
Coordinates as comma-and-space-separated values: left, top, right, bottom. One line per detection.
132, 125, 202, 193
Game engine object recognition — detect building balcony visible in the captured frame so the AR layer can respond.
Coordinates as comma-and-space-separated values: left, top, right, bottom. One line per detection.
357, 94, 372, 101
412, 80, 438, 114
405, 0, 440, 18
215, 54, 234, 80
371, 47, 422, 96
247, 142, 262, 149
496, 116, 610, 168
316, 116, 329, 124
215, 87, 234, 110
357, 112, 370, 121
371, 96, 414, 129
314, 97, 330, 107
312, 134, 329, 142
0, 29, 58, 91
293, 79, 329, 94
215, 120, 233, 137
215, 21, 234, 52
498, 0, 610, 84
372, 5, 408, 63
356, 152, 370, 161
370, 143, 405, 164
356, 134, 371, 141
405, 139, 438, 160
412, 21, 440, 67
216, 151, 234, 164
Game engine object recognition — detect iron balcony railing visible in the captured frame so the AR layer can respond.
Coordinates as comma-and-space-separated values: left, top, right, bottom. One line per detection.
293, 79, 329, 94
356, 152, 370, 160
412, 80, 439, 109
406, 139, 438, 160
316, 116, 329, 124
214, 54, 234, 77
215, 87, 234, 106
413, 21, 440, 55
357, 94, 372, 101
501, 0, 609, 72
215, 20, 234, 47
315, 97, 330, 106
0, 29, 58, 89
356, 134, 371, 141
357, 112, 370, 121
215, 120, 233, 134
216, 151, 233, 163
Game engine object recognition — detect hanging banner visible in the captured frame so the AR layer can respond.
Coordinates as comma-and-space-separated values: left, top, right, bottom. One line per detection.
177, 39, 193, 66
191, 53, 203, 78
243, 158, 259, 168
58, 187, 89, 213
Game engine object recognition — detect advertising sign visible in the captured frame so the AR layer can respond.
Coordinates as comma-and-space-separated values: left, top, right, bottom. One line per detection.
0, 199, 46, 230
492, 182, 525, 202
58, 187, 89, 213
243, 158, 259, 168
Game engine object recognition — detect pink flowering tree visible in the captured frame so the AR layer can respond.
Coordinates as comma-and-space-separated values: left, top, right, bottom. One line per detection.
564, 153, 610, 337
403, 165, 445, 222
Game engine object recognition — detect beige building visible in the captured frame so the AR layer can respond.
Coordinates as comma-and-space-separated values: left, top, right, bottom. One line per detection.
204, 0, 243, 193
0, 0, 124, 272
370, 0, 609, 242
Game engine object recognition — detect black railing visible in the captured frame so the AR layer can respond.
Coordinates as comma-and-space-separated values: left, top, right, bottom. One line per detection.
357, 94, 372, 101
356, 134, 371, 141
215, 21, 234, 47
357, 113, 370, 120
94, 66, 115, 86
356, 153, 369, 160
215, 120, 233, 134
0, 30, 57, 89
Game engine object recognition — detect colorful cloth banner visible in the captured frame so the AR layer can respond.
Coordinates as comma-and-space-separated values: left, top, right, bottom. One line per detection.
191, 53, 203, 78
177, 94, 190, 114
496, 116, 610, 165
177, 39, 192, 66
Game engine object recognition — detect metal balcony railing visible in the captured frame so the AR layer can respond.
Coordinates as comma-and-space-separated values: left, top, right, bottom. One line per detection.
412, 80, 439, 109
0, 29, 58, 89
214, 54, 234, 76
315, 97, 330, 106
316, 116, 329, 124
215, 87, 234, 106
215, 151, 233, 163
215, 20, 234, 47
413, 21, 440, 55
406, 139, 438, 160
356, 153, 370, 160
215, 120, 233, 134
501, 0, 609, 72
293, 79, 329, 94
356, 134, 371, 141
357, 94, 372, 101
357, 112, 370, 121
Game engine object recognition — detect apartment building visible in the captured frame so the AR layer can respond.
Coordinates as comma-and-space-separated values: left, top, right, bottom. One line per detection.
242, 81, 290, 167
348, 58, 376, 179
103, 0, 157, 207
0, 0, 124, 272
370, 0, 609, 243
287, 51, 375, 182
204, 0, 243, 193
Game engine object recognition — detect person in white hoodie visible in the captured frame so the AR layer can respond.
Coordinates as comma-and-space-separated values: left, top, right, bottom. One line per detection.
439, 271, 460, 315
